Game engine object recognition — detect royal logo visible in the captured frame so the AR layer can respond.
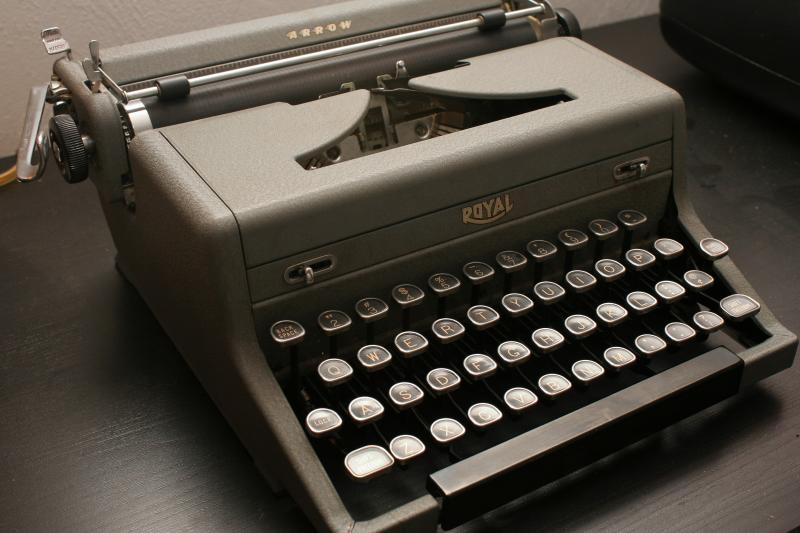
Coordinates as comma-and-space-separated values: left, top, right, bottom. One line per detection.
462, 194, 514, 225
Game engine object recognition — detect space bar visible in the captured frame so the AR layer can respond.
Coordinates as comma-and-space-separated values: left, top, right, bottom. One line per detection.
427, 347, 742, 530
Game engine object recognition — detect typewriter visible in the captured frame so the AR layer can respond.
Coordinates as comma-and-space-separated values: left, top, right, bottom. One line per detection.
16, 0, 797, 530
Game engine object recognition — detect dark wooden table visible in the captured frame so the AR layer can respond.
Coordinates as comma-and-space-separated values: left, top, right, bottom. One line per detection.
1, 15, 798, 532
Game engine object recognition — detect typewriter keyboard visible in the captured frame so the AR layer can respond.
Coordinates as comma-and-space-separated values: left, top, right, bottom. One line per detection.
270, 209, 764, 517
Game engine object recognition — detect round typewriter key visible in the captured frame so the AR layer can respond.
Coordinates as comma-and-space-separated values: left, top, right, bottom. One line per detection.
344, 445, 394, 481
571, 359, 605, 383
394, 331, 429, 358
463, 261, 495, 285
501, 293, 534, 317
466, 305, 500, 330
595, 259, 626, 282
496, 250, 528, 273
269, 320, 305, 346
596, 302, 628, 326
538, 373, 572, 398
684, 270, 715, 291
558, 229, 589, 251
564, 314, 597, 339
305, 408, 342, 437
497, 341, 532, 366
533, 281, 566, 305
467, 402, 503, 429
462, 354, 498, 380
526, 239, 558, 262
655, 280, 686, 304
356, 345, 392, 371
431, 318, 465, 343
430, 418, 466, 444
635, 334, 667, 358
348, 396, 385, 425
653, 238, 685, 260
565, 269, 597, 293
617, 209, 648, 229
693, 311, 725, 332
626, 291, 658, 314
604, 346, 637, 369
388, 382, 424, 410
720, 294, 761, 322
699, 237, 729, 260
588, 219, 619, 240
428, 273, 461, 296
664, 322, 696, 345
625, 248, 656, 271
426, 368, 461, 395
317, 310, 352, 335
391, 283, 425, 308
389, 435, 426, 464
317, 358, 353, 387
504, 387, 538, 412
531, 328, 565, 353
355, 297, 389, 322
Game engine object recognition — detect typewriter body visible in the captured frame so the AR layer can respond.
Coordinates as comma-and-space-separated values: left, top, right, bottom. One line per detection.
20, 0, 796, 530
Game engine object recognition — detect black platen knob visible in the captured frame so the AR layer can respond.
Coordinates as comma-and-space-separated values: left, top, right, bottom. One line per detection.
556, 8, 582, 39
49, 114, 89, 184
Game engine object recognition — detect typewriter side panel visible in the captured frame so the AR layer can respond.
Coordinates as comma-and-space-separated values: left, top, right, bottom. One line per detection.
109, 130, 390, 533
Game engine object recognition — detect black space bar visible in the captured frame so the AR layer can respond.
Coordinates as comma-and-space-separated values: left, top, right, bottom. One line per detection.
427, 347, 742, 530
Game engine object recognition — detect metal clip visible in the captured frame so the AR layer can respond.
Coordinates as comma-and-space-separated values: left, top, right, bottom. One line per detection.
41, 27, 71, 58
16, 86, 50, 182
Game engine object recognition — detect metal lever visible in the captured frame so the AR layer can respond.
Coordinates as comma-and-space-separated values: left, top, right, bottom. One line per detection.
16, 85, 50, 182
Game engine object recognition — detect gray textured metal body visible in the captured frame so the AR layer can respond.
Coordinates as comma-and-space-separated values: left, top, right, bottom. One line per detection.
47, 4, 796, 531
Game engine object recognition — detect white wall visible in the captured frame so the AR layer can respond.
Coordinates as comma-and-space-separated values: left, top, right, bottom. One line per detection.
0, 0, 657, 157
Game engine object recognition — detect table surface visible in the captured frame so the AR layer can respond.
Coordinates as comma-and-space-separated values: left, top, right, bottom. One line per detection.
2, 15, 799, 533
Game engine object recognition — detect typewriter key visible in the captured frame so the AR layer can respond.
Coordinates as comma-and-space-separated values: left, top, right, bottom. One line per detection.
720, 294, 760, 322
625, 248, 656, 271
463, 261, 495, 285
462, 354, 498, 380
391, 284, 425, 308
426, 368, 461, 395
356, 345, 392, 371
501, 293, 534, 317
664, 322, 696, 345
558, 229, 589, 251
683, 270, 715, 291
596, 302, 628, 326
564, 314, 597, 339
571, 359, 605, 383
317, 358, 353, 387
655, 280, 686, 304
430, 418, 466, 444
635, 334, 667, 357
355, 297, 389, 322
467, 403, 503, 429
270, 320, 305, 347
565, 270, 597, 293
496, 250, 528, 273
428, 273, 461, 296
388, 382, 424, 410
618, 209, 648, 250
344, 445, 394, 481
533, 281, 566, 305
348, 396, 385, 425
431, 318, 466, 343
699, 237, 729, 261
389, 435, 426, 464
526, 239, 558, 281
603, 346, 637, 369
466, 305, 500, 330
305, 408, 342, 438
503, 387, 538, 412
588, 219, 619, 240
653, 238, 685, 260
531, 328, 565, 353
595, 259, 626, 282
394, 331, 429, 358
693, 311, 725, 332
538, 373, 572, 398
317, 310, 351, 355
626, 291, 658, 314
497, 341, 532, 366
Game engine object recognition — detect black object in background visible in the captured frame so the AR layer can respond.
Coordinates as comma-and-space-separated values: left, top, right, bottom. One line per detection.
660, 0, 800, 119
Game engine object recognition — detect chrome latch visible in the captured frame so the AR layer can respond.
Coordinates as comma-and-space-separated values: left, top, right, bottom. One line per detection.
614, 157, 650, 181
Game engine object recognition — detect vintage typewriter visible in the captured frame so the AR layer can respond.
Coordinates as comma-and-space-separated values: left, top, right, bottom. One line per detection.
16, 0, 797, 530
